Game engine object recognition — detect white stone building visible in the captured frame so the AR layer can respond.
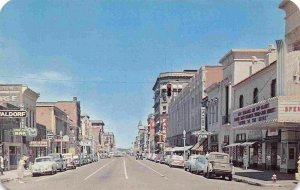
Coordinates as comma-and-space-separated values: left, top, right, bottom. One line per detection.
168, 66, 223, 147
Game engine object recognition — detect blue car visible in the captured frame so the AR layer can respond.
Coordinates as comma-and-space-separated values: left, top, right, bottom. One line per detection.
194, 156, 208, 174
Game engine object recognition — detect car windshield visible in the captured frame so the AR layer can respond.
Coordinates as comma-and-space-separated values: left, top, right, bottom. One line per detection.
35, 158, 51, 162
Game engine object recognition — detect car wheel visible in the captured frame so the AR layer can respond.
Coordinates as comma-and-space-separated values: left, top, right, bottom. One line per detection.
228, 174, 232, 181
222, 175, 225, 180
32, 173, 37, 177
184, 167, 187, 171
51, 168, 55, 175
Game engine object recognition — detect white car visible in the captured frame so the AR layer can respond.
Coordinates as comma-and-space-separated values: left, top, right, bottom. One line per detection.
150, 154, 157, 161
62, 153, 76, 169
169, 155, 184, 168
48, 153, 67, 172
32, 156, 57, 176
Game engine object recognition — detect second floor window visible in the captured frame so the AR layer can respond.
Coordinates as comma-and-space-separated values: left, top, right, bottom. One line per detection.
253, 88, 258, 103
271, 79, 276, 97
239, 95, 244, 108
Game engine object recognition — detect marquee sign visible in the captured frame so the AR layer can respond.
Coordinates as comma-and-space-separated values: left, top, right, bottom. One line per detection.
232, 97, 300, 128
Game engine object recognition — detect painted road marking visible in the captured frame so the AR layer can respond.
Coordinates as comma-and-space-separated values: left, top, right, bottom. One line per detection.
123, 159, 128, 179
132, 158, 168, 180
83, 159, 115, 181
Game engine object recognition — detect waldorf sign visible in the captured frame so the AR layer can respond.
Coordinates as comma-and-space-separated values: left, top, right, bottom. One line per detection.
0, 110, 27, 118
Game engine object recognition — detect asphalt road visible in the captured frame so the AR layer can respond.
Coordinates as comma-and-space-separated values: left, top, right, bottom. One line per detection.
2, 156, 295, 190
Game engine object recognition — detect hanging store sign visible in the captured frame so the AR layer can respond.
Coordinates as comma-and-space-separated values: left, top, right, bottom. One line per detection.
13, 127, 37, 137
200, 107, 206, 130
29, 140, 49, 147
0, 85, 22, 105
0, 110, 27, 118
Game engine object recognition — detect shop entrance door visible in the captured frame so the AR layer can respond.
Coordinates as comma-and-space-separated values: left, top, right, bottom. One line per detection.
288, 144, 296, 172
271, 142, 277, 170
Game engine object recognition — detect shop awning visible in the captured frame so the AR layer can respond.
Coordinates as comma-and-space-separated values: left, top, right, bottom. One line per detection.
240, 141, 258, 146
173, 145, 193, 152
224, 143, 241, 148
191, 142, 200, 151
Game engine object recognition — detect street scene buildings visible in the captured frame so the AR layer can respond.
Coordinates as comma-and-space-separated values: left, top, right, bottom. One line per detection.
1, 0, 300, 190
134, 0, 300, 175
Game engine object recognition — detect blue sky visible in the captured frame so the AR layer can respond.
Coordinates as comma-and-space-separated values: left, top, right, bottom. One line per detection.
0, 0, 284, 148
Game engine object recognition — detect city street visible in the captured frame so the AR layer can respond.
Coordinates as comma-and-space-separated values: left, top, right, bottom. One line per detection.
3, 156, 295, 190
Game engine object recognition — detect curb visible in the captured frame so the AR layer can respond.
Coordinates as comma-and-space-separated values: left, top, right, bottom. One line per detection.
233, 176, 295, 187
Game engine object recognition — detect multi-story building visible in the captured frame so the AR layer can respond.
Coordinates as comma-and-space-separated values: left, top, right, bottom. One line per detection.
168, 66, 223, 147
55, 97, 81, 155
90, 120, 105, 154
103, 132, 115, 152
147, 114, 155, 153
0, 84, 39, 169
36, 102, 69, 154
223, 0, 300, 173
152, 70, 197, 152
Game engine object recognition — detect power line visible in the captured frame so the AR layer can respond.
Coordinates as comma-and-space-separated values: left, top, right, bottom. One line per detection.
0, 75, 154, 84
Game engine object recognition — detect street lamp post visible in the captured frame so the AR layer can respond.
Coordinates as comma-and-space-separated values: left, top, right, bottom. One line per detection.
60, 130, 63, 155
183, 130, 186, 160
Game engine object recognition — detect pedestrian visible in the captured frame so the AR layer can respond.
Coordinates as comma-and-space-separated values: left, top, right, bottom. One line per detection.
0, 155, 4, 175
4, 157, 8, 171
17, 155, 26, 183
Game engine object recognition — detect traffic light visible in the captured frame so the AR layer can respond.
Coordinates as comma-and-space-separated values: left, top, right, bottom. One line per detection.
167, 83, 172, 96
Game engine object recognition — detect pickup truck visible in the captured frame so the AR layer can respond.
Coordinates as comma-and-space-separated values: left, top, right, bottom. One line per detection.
203, 152, 233, 181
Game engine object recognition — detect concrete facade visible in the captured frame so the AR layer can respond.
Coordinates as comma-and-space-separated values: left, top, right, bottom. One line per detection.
168, 66, 223, 147
152, 70, 197, 152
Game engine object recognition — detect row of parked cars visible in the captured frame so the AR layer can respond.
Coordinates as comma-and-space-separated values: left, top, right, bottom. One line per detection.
146, 152, 233, 181
31, 153, 99, 177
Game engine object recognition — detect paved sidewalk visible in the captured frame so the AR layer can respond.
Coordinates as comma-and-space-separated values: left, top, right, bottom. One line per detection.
0, 169, 32, 183
233, 167, 298, 187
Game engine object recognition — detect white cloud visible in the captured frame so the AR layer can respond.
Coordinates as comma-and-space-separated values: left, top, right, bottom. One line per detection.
0, 0, 9, 12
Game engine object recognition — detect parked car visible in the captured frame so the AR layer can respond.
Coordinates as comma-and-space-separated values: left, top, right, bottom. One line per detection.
159, 155, 165, 164
136, 152, 143, 160
32, 156, 57, 176
169, 155, 184, 168
62, 153, 76, 169
184, 155, 201, 172
155, 154, 161, 163
92, 154, 99, 162
203, 152, 233, 181
48, 153, 67, 172
194, 156, 208, 174
73, 154, 83, 166
150, 154, 157, 161
164, 155, 172, 165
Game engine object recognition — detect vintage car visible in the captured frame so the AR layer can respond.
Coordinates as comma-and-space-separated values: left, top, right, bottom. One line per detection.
73, 154, 83, 166
203, 152, 233, 181
62, 153, 76, 169
184, 155, 201, 172
32, 156, 57, 176
48, 153, 67, 172
169, 155, 184, 168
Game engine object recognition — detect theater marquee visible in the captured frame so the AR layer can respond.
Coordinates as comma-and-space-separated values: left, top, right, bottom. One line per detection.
232, 97, 300, 128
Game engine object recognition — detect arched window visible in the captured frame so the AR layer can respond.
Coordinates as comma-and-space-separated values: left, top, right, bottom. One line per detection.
271, 79, 276, 97
239, 95, 244, 108
253, 88, 258, 103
